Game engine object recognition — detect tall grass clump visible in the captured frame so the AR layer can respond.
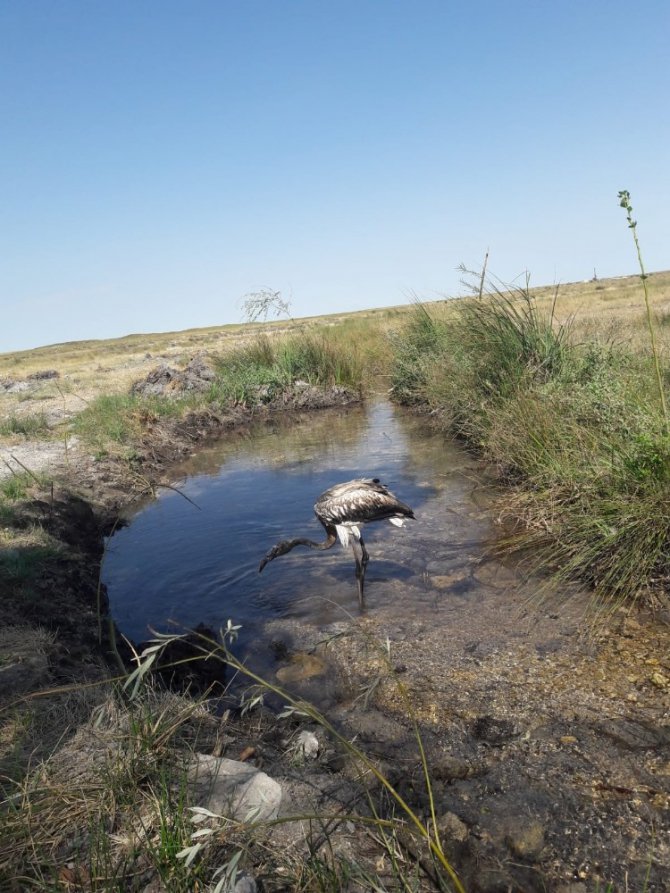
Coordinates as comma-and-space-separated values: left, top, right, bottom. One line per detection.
390, 271, 670, 608
210, 335, 284, 405
279, 331, 363, 387
211, 330, 363, 406
458, 280, 569, 396
389, 300, 450, 404
0, 412, 50, 437
73, 393, 184, 454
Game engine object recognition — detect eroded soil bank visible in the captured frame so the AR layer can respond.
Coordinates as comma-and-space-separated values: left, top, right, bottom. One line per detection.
1, 385, 669, 892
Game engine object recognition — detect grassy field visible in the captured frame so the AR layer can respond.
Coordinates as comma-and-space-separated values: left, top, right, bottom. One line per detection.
3, 271, 669, 431
0, 306, 410, 461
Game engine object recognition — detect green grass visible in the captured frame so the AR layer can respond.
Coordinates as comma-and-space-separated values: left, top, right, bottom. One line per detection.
209, 335, 287, 406
390, 278, 670, 609
211, 329, 365, 407
69, 328, 368, 457
72, 393, 186, 453
278, 330, 364, 387
0, 413, 50, 437
0, 471, 46, 503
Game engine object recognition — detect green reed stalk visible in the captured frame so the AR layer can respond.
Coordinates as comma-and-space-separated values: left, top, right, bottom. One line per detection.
618, 190, 668, 433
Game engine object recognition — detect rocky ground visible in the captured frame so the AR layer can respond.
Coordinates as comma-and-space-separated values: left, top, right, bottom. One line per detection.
1, 357, 669, 892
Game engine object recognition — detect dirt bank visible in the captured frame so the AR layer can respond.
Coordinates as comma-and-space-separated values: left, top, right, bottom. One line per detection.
1, 378, 669, 892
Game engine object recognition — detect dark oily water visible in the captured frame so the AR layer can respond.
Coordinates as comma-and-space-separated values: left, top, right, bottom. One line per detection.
103, 400, 497, 654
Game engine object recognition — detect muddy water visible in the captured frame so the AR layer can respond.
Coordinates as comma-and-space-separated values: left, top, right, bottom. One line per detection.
103, 399, 497, 654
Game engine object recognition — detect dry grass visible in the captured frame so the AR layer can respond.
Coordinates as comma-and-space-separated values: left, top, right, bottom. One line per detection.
1, 689, 212, 891
530, 270, 670, 350
0, 306, 404, 437
3, 273, 668, 433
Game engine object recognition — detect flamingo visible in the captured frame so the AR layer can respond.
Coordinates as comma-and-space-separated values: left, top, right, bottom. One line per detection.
258, 478, 414, 607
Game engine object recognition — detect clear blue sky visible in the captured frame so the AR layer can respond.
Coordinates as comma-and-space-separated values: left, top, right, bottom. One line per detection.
2, 1, 669, 353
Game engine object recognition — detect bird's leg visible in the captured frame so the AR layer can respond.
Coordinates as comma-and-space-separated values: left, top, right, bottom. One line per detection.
360, 534, 369, 571
351, 538, 367, 610
359, 535, 370, 609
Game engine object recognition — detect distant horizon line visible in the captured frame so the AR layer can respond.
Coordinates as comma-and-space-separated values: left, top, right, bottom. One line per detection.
2, 268, 666, 359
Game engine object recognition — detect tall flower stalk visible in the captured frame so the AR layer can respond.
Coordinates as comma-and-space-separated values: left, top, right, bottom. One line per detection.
618, 189, 668, 432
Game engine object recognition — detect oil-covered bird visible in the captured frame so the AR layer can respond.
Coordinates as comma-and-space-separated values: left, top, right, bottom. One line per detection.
258, 478, 415, 607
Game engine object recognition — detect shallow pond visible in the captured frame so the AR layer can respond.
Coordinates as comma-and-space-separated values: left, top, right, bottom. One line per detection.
103, 399, 501, 656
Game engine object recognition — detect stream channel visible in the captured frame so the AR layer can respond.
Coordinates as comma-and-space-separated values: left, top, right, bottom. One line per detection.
103, 398, 501, 669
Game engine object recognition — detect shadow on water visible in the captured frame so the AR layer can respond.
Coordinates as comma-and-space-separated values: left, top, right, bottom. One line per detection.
103, 399, 496, 667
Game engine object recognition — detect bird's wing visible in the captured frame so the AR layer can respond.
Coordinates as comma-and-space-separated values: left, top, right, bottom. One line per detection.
316, 479, 414, 526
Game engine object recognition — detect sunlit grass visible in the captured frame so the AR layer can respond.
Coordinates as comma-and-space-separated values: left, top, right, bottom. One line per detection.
390, 273, 670, 609
72, 392, 187, 455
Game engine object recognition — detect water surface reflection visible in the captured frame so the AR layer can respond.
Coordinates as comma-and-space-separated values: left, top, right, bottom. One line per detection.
103, 401, 494, 654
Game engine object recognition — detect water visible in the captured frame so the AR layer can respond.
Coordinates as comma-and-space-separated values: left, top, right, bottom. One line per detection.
103, 400, 496, 653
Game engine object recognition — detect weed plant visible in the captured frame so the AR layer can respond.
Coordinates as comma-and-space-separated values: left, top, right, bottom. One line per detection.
1, 628, 466, 892
390, 276, 670, 608
0, 472, 39, 503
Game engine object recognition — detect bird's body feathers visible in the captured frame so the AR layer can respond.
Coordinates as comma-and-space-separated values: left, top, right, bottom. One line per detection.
315, 478, 414, 528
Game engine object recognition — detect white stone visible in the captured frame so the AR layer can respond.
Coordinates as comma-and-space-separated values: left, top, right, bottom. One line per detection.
187, 753, 282, 823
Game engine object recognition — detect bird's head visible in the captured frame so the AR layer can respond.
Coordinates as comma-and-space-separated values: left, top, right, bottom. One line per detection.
258, 539, 296, 573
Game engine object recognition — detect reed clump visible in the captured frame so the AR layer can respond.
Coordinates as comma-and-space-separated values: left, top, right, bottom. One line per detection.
391, 276, 670, 608
210, 329, 364, 406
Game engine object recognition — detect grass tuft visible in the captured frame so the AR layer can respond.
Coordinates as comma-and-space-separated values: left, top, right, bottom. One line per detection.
73, 393, 185, 453
391, 273, 670, 609
0, 413, 50, 437
211, 330, 364, 407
